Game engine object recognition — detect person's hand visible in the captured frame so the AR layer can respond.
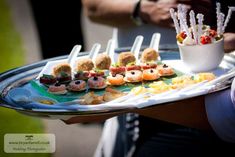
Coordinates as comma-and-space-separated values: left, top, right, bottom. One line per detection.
139, 0, 212, 28
62, 110, 130, 124
224, 33, 235, 53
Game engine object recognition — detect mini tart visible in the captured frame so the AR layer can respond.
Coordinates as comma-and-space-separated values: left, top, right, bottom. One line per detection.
142, 69, 160, 81
157, 64, 175, 76
107, 74, 125, 86
95, 53, 111, 70
89, 69, 105, 77
126, 64, 141, 71
67, 80, 86, 92
39, 74, 57, 85
74, 71, 90, 80
56, 72, 72, 83
109, 65, 126, 75
48, 83, 67, 95
141, 48, 159, 63
53, 63, 72, 77
140, 62, 157, 70
76, 58, 94, 71
88, 76, 107, 89
118, 52, 136, 66
124, 70, 143, 82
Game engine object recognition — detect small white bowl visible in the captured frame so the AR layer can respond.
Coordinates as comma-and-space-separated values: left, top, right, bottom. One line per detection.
178, 39, 224, 72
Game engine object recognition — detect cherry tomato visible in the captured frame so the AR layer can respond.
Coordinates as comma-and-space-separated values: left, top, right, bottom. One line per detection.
200, 35, 212, 44
126, 65, 141, 71
209, 29, 217, 37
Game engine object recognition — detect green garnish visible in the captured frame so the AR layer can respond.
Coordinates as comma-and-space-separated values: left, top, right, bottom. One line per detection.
42, 74, 54, 79
77, 70, 83, 74
127, 61, 136, 66
215, 35, 223, 41
112, 63, 120, 67
146, 61, 156, 65
94, 68, 102, 72
202, 25, 207, 30
60, 71, 68, 77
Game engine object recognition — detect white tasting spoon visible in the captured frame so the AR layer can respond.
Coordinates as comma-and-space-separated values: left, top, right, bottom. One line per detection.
131, 35, 144, 63
67, 45, 82, 66
106, 39, 116, 64
89, 43, 101, 62
149, 33, 161, 60
36, 45, 82, 79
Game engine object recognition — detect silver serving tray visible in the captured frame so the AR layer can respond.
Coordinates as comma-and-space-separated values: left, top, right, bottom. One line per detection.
0, 50, 234, 121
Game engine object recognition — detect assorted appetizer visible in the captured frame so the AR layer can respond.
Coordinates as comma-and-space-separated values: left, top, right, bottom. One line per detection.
109, 64, 126, 76
140, 62, 157, 70
148, 81, 171, 94
39, 47, 175, 95
142, 68, 159, 81
103, 87, 126, 102
81, 88, 125, 105
56, 72, 72, 84
126, 62, 141, 71
157, 64, 175, 76
141, 48, 159, 63
88, 76, 107, 89
194, 73, 216, 82
53, 63, 72, 83
82, 92, 104, 105
53, 63, 72, 77
89, 69, 105, 77
76, 58, 94, 71
107, 74, 125, 86
124, 70, 143, 83
39, 74, 57, 85
67, 80, 87, 92
48, 83, 67, 95
74, 71, 90, 80
171, 75, 195, 89
95, 53, 111, 70
118, 52, 136, 66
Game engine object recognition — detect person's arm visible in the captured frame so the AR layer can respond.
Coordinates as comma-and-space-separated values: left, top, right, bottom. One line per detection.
82, 0, 137, 27
136, 96, 212, 131
63, 96, 211, 131
82, 0, 212, 28
205, 78, 235, 143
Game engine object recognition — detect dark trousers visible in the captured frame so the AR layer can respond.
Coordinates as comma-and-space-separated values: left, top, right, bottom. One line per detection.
134, 117, 235, 157
30, 0, 84, 59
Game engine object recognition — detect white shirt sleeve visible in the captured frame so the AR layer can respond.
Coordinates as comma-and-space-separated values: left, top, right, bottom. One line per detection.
205, 88, 235, 143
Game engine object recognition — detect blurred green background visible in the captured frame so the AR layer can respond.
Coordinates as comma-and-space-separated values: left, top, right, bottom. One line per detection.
0, 0, 50, 156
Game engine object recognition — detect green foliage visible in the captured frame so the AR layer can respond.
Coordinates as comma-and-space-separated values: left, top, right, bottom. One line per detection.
0, 1, 50, 156
0, 108, 50, 157
0, 0, 25, 73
